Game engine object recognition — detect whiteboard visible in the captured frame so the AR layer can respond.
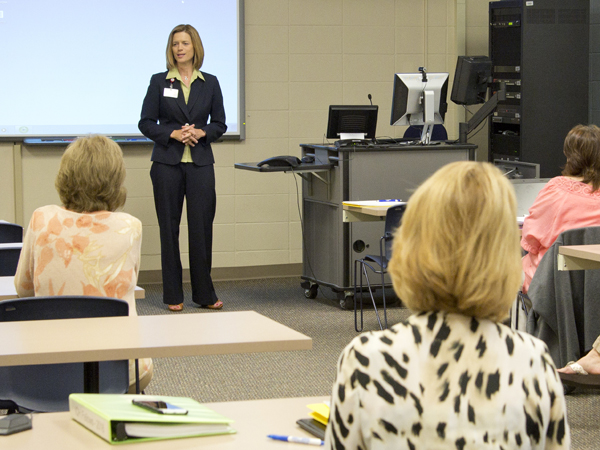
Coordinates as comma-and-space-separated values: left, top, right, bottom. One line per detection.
0, 0, 244, 139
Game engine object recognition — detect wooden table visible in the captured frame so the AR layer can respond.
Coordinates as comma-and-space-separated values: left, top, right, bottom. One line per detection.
3, 395, 329, 449
342, 201, 403, 222
0, 312, 312, 392
0, 276, 146, 300
558, 244, 600, 271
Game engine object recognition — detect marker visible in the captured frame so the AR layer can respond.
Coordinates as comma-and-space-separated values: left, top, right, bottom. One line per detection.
267, 435, 324, 446
378, 199, 402, 202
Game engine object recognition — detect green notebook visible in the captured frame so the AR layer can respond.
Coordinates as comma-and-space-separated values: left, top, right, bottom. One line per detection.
69, 394, 235, 444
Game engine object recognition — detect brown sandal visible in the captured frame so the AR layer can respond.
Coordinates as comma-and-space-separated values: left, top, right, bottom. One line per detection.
167, 303, 184, 312
201, 300, 223, 310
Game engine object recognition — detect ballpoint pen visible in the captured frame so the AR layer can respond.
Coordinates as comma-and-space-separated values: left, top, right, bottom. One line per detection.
378, 199, 402, 202
267, 435, 324, 446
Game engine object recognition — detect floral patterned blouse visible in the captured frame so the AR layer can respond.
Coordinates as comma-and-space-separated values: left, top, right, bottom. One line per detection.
13, 205, 149, 386
521, 176, 600, 292
15, 205, 142, 314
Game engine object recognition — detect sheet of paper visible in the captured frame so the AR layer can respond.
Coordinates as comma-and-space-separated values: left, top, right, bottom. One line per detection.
343, 200, 404, 208
307, 402, 330, 425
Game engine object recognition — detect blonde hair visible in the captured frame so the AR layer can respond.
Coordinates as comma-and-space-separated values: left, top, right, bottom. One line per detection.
562, 124, 600, 191
388, 161, 521, 322
55, 135, 127, 213
166, 24, 204, 71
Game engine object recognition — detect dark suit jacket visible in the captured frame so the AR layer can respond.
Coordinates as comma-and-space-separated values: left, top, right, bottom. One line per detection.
138, 71, 227, 166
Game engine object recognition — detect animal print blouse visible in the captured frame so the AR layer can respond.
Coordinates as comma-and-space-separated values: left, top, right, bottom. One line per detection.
325, 311, 569, 450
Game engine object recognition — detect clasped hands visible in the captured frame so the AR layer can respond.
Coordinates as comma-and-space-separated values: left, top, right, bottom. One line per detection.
171, 124, 206, 147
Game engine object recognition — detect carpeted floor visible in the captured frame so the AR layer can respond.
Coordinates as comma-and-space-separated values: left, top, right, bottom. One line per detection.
138, 277, 600, 449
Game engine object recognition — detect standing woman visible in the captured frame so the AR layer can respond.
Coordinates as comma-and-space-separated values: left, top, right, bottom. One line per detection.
139, 24, 227, 311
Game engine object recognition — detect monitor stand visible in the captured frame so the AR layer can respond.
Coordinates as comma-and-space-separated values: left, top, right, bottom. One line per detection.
420, 124, 434, 145
419, 89, 436, 145
339, 133, 366, 140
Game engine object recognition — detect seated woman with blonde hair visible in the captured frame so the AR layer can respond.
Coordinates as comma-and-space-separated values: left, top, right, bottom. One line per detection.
14, 135, 152, 392
325, 161, 569, 449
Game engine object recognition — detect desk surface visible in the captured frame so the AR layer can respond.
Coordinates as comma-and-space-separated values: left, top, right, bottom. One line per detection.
343, 202, 527, 228
0, 276, 145, 300
3, 396, 329, 449
342, 201, 402, 222
301, 142, 478, 152
0, 311, 312, 367
559, 244, 600, 261
558, 244, 600, 271
234, 161, 333, 173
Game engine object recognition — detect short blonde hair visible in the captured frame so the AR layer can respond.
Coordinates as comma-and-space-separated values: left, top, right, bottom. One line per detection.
166, 24, 204, 71
55, 135, 127, 213
388, 161, 521, 322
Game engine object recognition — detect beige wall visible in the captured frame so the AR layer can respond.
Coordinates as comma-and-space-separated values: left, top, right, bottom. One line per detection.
2, 0, 490, 275
465, 0, 496, 160
0, 143, 16, 222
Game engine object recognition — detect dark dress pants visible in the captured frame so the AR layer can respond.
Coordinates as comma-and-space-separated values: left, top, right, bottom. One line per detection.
150, 161, 218, 306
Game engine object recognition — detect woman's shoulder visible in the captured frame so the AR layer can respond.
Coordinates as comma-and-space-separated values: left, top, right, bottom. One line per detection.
548, 176, 600, 198
33, 204, 62, 213
31, 204, 69, 221
199, 71, 221, 85
345, 312, 437, 354
149, 71, 169, 83
199, 71, 216, 80
97, 211, 142, 226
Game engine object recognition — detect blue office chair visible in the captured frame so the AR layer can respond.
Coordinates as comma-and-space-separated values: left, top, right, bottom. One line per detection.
403, 124, 448, 141
0, 222, 23, 243
0, 296, 130, 413
0, 244, 21, 276
354, 204, 406, 332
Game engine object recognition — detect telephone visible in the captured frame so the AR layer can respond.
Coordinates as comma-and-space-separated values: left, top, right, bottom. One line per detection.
257, 155, 301, 168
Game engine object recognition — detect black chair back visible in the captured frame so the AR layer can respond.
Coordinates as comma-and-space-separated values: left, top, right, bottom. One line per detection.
382, 203, 407, 268
0, 222, 23, 243
403, 125, 448, 141
355, 203, 407, 331
0, 296, 129, 412
0, 296, 129, 321
0, 247, 21, 276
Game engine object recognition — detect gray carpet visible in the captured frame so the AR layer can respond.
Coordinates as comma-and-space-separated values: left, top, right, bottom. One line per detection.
137, 277, 600, 449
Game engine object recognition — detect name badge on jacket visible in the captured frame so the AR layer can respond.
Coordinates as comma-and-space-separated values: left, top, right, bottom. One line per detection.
163, 88, 179, 98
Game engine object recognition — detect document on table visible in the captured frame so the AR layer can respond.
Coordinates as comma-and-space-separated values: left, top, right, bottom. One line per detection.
343, 200, 404, 208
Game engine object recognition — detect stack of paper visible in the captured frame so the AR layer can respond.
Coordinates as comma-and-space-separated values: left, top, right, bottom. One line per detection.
343, 200, 404, 208
296, 401, 330, 440
306, 402, 330, 425
69, 394, 235, 444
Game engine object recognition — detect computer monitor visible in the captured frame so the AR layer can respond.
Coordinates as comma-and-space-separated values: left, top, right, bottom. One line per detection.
326, 105, 378, 140
450, 56, 493, 105
390, 72, 449, 144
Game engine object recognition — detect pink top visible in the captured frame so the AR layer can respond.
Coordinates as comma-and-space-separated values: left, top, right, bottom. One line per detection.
521, 176, 600, 292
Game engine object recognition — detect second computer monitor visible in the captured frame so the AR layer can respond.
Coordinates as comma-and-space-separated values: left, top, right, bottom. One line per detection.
326, 105, 378, 140
450, 56, 492, 105
390, 72, 449, 127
